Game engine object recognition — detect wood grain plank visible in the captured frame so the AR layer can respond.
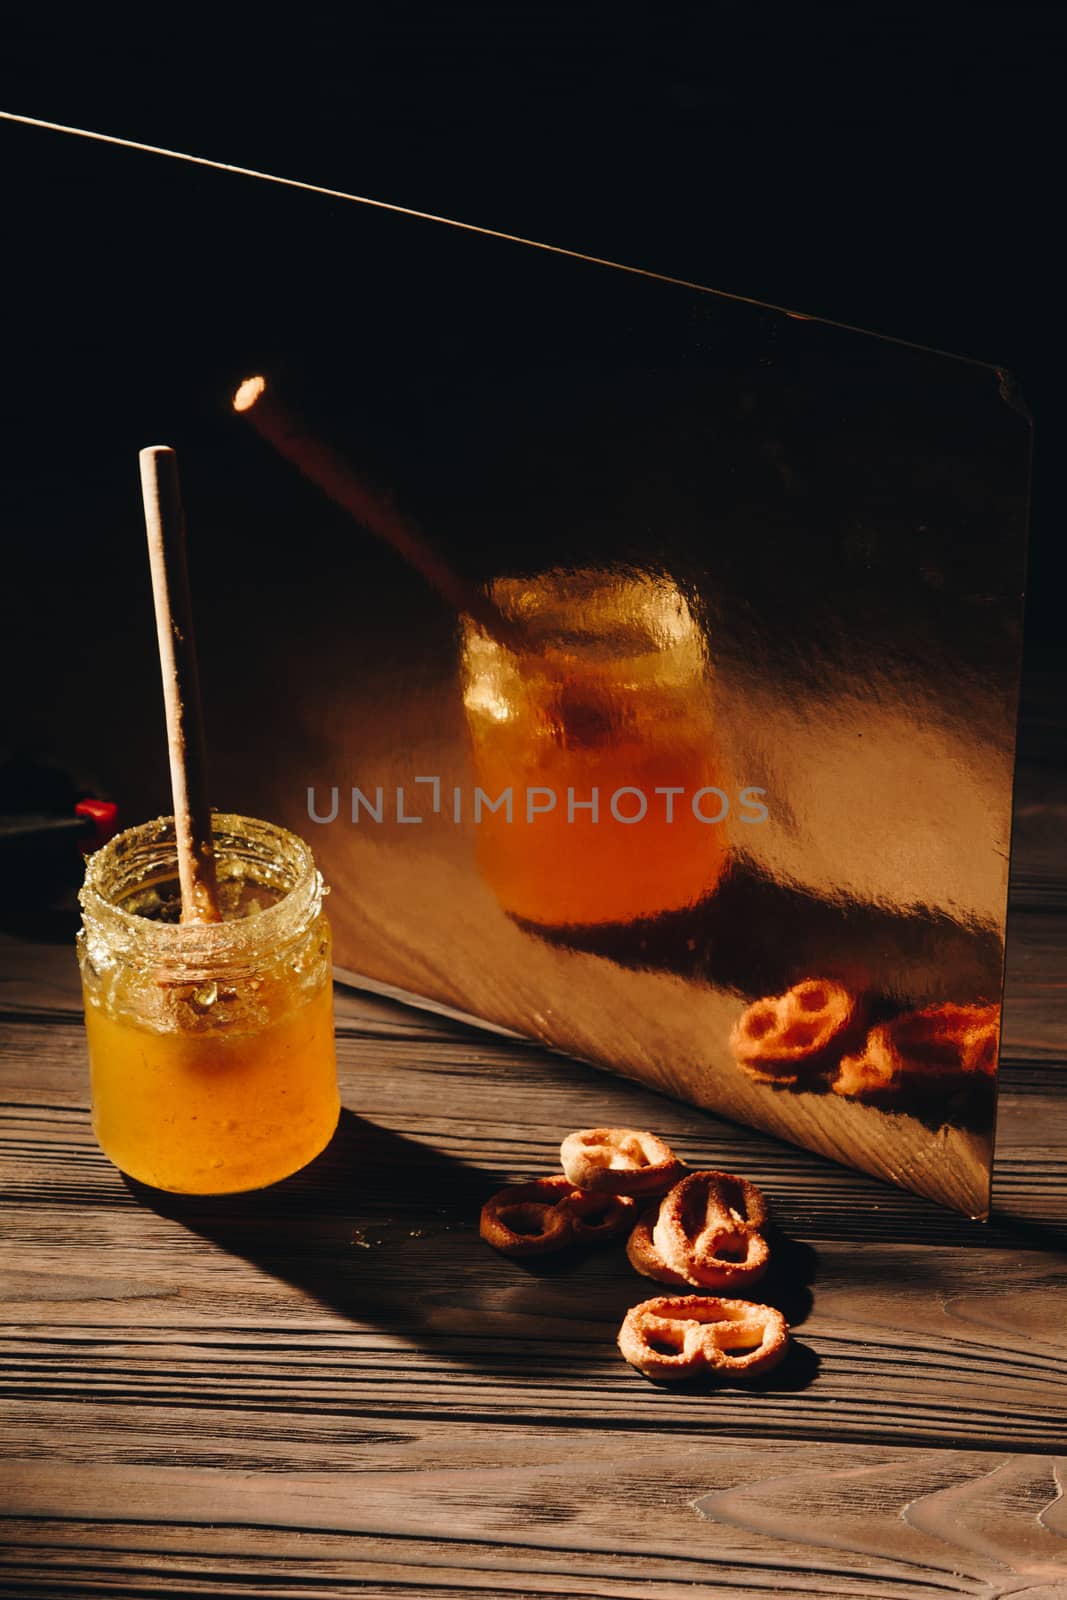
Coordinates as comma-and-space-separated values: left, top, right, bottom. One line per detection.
0, 1251, 1063, 1451
2, 1022, 1066, 1454
1009, 753, 1067, 912
1, 1441, 1066, 1598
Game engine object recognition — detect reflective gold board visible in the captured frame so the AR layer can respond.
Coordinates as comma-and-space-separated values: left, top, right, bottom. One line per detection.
4, 122, 1030, 1214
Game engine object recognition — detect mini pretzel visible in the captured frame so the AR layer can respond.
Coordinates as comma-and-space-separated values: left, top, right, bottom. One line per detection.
731, 979, 858, 1084
649, 1170, 770, 1290
832, 1002, 1001, 1099
560, 1128, 686, 1198
625, 1205, 691, 1286
618, 1294, 788, 1382
479, 1174, 635, 1257
566, 1187, 639, 1244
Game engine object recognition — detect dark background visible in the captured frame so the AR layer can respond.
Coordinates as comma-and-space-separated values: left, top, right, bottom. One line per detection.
1, 5, 1062, 821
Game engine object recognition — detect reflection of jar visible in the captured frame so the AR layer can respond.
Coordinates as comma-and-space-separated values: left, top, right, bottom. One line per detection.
462, 569, 728, 926
78, 814, 339, 1194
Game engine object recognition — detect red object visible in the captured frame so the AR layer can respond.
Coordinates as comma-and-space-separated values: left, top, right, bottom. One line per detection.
75, 798, 119, 851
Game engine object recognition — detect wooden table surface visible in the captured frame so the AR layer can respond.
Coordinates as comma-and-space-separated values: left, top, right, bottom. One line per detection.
2, 668, 1065, 1600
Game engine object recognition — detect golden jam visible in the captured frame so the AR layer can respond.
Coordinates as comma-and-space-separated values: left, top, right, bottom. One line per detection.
78, 814, 340, 1194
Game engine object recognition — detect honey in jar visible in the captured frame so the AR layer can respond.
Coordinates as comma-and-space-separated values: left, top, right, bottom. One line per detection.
78, 813, 339, 1194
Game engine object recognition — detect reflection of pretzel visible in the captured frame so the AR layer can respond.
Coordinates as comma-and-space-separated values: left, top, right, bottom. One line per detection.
833, 1002, 1001, 1099
731, 979, 858, 1083
618, 1294, 788, 1381
560, 1128, 685, 1197
626, 1170, 770, 1290
479, 1174, 635, 1256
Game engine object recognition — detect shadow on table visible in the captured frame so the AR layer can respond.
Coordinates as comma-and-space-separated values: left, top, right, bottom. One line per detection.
495, 1222, 820, 1393
124, 1106, 498, 1323
985, 1210, 1067, 1252
125, 1107, 820, 1391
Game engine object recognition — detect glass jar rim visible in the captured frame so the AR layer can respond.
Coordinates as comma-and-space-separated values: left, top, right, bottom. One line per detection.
79, 812, 324, 976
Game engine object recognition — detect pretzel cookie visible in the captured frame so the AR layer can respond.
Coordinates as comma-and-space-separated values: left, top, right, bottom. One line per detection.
479, 1174, 635, 1257
832, 1002, 1001, 1099
618, 1294, 789, 1382
731, 979, 858, 1084
560, 1128, 686, 1198
626, 1205, 693, 1286
627, 1170, 771, 1290
650, 1169, 770, 1290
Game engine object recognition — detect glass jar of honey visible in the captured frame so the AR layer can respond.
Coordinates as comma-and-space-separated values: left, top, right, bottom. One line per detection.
461, 568, 729, 928
78, 813, 339, 1194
